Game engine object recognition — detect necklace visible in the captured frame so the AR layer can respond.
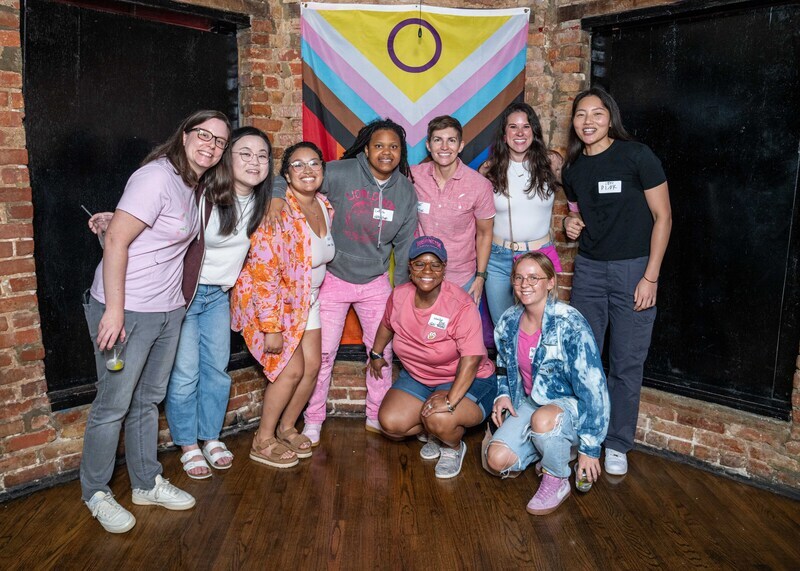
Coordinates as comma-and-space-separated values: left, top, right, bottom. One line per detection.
510, 161, 528, 179
232, 192, 254, 235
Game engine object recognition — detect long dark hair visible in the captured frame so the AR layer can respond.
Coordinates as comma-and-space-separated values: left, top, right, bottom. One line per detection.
341, 118, 413, 181
280, 141, 326, 179
142, 110, 233, 203
221, 126, 274, 237
564, 87, 633, 169
483, 102, 557, 199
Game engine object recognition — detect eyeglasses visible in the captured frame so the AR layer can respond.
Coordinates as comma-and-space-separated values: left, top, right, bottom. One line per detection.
512, 274, 547, 286
289, 159, 323, 172
187, 127, 228, 150
236, 151, 270, 164
410, 261, 445, 272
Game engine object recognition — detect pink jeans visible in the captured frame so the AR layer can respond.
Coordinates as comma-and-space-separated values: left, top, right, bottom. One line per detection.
304, 272, 393, 424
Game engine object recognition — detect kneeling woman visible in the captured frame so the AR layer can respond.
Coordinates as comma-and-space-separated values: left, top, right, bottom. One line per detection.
232, 142, 334, 467
371, 236, 497, 479
486, 252, 609, 515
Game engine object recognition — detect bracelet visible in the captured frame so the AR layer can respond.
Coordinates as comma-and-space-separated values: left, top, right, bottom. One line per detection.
369, 349, 383, 361
445, 397, 456, 414
475, 271, 488, 280
642, 275, 658, 284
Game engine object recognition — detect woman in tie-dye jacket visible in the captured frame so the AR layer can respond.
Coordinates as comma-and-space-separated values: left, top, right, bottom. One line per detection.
484, 252, 609, 516
232, 142, 334, 469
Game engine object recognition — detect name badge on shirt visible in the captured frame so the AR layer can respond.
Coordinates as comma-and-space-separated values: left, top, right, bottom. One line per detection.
598, 180, 622, 194
529, 347, 536, 362
417, 201, 431, 214
373, 208, 394, 221
428, 314, 449, 330
325, 234, 335, 247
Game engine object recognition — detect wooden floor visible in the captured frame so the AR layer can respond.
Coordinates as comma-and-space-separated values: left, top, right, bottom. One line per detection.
1, 418, 799, 570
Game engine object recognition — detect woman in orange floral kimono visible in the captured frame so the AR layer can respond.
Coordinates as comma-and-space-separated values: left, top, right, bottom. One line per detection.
232, 142, 334, 468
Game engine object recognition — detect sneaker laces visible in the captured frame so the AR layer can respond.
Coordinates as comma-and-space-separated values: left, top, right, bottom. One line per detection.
90, 494, 122, 518
152, 477, 180, 499
537, 474, 563, 500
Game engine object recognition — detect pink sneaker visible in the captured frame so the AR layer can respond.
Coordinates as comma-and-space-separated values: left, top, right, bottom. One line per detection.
526, 473, 571, 515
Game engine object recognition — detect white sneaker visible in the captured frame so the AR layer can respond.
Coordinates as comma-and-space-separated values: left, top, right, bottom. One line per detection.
85, 491, 136, 533
604, 449, 628, 475
420, 435, 441, 460
302, 423, 322, 447
435, 441, 466, 479
132, 475, 195, 510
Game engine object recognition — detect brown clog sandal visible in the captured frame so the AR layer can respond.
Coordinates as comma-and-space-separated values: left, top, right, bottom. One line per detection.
276, 426, 313, 459
249, 434, 299, 468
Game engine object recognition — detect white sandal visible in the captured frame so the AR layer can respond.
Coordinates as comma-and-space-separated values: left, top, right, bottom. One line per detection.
202, 440, 234, 470
180, 449, 211, 480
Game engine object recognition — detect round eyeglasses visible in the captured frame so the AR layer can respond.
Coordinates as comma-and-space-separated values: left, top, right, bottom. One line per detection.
512, 274, 547, 286
187, 127, 228, 150
289, 159, 323, 172
410, 260, 445, 272
235, 151, 270, 164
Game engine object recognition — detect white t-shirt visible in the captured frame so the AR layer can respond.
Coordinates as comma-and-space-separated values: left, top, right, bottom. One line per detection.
492, 161, 554, 242
199, 193, 255, 290
309, 196, 335, 289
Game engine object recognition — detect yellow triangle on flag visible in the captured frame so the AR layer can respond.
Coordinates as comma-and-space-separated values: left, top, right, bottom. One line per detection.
320, 10, 513, 102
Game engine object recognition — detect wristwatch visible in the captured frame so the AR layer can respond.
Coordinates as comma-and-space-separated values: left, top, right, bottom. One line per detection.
369, 349, 383, 361
475, 271, 488, 280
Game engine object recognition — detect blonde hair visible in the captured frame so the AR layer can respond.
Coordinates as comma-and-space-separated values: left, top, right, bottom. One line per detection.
511, 252, 558, 302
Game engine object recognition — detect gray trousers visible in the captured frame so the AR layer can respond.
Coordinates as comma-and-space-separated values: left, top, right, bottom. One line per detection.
569, 255, 656, 454
80, 294, 184, 500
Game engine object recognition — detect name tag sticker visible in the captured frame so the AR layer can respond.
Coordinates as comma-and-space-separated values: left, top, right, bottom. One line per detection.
325, 234, 335, 247
598, 181, 622, 194
428, 314, 449, 330
373, 208, 394, 221
529, 347, 536, 362
417, 201, 431, 214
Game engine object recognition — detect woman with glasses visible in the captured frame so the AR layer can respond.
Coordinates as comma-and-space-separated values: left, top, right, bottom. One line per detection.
232, 141, 334, 467
479, 102, 562, 326
562, 87, 672, 477
370, 236, 497, 479
165, 126, 272, 479
485, 252, 609, 516
81, 110, 231, 533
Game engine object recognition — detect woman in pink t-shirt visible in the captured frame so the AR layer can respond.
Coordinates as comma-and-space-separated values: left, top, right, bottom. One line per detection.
369, 236, 497, 479
81, 110, 231, 534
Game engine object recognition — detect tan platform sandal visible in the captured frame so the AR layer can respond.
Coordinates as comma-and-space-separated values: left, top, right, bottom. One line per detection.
249, 434, 299, 468
276, 426, 313, 459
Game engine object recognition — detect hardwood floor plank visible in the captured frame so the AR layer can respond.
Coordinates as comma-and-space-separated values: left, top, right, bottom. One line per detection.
1, 418, 799, 570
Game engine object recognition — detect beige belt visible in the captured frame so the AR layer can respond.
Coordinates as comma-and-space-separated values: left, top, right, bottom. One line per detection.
492, 233, 551, 252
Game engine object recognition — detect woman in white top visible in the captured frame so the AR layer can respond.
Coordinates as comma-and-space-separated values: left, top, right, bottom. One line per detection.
166, 126, 273, 479
480, 102, 562, 326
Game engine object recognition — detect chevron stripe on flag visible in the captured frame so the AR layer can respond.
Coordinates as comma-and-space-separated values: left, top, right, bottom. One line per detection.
301, 2, 530, 169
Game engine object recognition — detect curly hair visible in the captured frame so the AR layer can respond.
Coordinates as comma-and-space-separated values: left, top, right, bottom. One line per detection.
341, 118, 412, 181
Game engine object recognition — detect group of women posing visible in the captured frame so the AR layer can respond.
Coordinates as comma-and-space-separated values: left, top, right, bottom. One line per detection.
80, 85, 670, 533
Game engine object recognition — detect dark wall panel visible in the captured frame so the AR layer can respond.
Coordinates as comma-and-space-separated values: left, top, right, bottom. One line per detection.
586, 1, 800, 418
24, 0, 242, 407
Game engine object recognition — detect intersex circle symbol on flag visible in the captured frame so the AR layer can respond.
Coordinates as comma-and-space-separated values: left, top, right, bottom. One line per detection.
387, 18, 442, 73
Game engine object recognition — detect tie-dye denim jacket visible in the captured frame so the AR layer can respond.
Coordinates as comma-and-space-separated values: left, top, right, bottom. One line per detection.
494, 299, 610, 458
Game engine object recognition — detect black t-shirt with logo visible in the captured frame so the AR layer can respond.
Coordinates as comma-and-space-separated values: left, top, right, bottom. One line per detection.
563, 140, 666, 261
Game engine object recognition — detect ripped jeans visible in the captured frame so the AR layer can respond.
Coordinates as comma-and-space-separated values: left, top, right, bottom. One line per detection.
487, 395, 579, 479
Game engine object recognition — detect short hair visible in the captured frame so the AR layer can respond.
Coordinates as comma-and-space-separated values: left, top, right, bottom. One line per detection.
427, 115, 463, 142
280, 141, 326, 179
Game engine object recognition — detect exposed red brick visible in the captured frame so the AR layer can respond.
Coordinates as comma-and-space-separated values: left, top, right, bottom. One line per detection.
719, 451, 747, 469
6, 203, 32, 219
695, 432, 745, 454
0, 240, 11, 258
0, 255, 34, 275
644, 431, 667, 449
0, 449, 37, 474
0, 418, 23, 438
0, 30, 20, 47
0, 327, 40, 349
651, 418, 695, 441
0, 186, 31, 202
14, 238, 33, 256
18, 343, 44, 361
41, 439, 83, 460
8, 275, 37, 292
675, 412, 725, 434
3, 426, 56, 453
693, 445, 720, 464
666, 438, 693, 455
0, 71, 21, 89
3, 461, 59, 488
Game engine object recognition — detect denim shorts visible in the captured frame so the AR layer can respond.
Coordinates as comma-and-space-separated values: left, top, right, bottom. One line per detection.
392, 368, 497, 421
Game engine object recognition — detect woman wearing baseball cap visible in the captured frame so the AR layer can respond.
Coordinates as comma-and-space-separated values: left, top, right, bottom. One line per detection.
369, 236, 497, 479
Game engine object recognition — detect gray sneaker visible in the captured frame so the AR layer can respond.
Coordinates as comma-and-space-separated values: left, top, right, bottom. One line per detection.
132, 475, 195, 510
85, 491, 136, 533
420, 435, 441, 460
434, 441, 466, 479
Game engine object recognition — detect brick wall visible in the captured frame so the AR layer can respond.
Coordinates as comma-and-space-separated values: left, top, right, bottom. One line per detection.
1, 0, 799, 499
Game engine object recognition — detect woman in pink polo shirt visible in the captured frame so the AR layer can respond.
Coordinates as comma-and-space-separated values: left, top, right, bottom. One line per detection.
370, 236, 497, 479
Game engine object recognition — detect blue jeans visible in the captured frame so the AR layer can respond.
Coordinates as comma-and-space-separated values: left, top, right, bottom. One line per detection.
81, 294, 184, 499
165, 285, 232, 446
391, 368, 497, 420
488, 395, 579, 479
569, 255, 656, 454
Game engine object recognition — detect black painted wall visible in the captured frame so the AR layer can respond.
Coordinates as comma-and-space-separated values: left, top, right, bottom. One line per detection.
585, 0, 800, 418
23, 0, 241, 408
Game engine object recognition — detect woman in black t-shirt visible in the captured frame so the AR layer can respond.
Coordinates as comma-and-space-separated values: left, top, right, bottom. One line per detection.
561, 87, 672, 478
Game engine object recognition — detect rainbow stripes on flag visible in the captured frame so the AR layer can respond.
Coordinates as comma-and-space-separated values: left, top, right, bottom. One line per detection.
301, 3, 530, 169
